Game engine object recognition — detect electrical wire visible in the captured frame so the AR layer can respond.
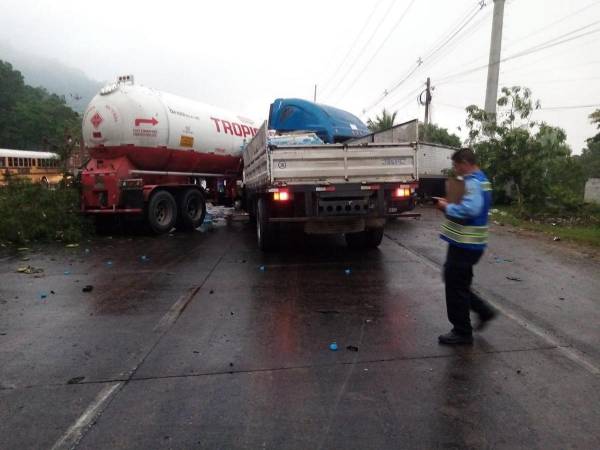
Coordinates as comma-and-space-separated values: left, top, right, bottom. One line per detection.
539, 104, 600, 111
436, 22, 600, 85
505, 0, 600, 46
361, 0, 487, 115
322, 0, 397, 99
318, 0, 385, 95
330, 0, 417, 104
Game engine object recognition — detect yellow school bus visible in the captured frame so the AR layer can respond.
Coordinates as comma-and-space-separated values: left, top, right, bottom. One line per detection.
0, 149, 63, 186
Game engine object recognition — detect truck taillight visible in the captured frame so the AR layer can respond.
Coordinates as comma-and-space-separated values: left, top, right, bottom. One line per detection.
394, 187, 412, 198
273, 190, 290, 201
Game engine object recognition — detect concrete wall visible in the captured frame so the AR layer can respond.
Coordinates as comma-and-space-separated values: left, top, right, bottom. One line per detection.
584, 178, 600, 204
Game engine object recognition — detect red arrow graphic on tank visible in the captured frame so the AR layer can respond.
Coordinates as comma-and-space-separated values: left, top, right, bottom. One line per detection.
134, 117, 159, 126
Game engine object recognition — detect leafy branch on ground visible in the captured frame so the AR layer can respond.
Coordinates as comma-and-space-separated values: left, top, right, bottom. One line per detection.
0, 179, 91, 246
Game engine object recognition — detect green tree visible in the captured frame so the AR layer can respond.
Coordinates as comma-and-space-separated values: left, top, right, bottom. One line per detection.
465, 86, 584, 212
578, 110, 600, 179
367, 109, 397, 132
419, 123, 461, 147
0, 59, 81, 161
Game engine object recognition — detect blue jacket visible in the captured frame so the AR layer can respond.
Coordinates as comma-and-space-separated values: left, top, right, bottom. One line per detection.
440, 170, 492, 250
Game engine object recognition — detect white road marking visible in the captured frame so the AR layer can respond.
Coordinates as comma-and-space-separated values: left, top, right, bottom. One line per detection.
387, 235, 600, 376
50, 382, 123, 450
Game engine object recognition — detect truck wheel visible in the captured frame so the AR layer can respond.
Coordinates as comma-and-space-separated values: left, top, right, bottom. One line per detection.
148, 190, 177, 234
256, 197, 276, 251
345, 231, 366, 249
365, 227, 384, 248
177, 188, 206, 231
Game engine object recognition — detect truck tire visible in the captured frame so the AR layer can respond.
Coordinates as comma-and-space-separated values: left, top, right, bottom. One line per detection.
147, 190, 177, 234
256, 197, 276, 251
365, 227, 384, 248
177, 188, 206, 231
345, 231, 366, 249
345, 227, 384, 249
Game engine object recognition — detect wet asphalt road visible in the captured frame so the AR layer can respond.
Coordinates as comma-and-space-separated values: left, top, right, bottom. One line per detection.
1, 206, 599, 450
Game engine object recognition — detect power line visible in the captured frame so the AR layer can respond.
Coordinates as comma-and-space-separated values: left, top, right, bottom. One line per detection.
361, 0, 487, 115
436, 23, 600, 85
539, 104, 600, 111
435, 15, 600, 83
322, 0, 397, 99
505, 0, 600, 46
318, 0, 384, 95
330, 0, 417, 103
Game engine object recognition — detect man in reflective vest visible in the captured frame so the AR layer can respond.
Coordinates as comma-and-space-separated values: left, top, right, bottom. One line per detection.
434, 148, 497, 345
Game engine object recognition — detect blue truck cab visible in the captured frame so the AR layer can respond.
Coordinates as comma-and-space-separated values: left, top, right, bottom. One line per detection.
268, 98, 370, 143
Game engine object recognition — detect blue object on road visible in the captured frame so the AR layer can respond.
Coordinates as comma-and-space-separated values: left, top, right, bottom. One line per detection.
329, 342, 338, 351
259, 265, 266, 272
64, 270, 70, 275
345, 268, 351, 275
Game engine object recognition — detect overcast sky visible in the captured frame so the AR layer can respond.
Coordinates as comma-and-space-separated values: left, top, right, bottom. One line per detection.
1, 0, 599, 152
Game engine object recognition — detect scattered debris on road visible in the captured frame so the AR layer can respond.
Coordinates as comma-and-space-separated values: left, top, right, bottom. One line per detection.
506, 276, 523, 282
16, 265, 43, 274
346, 345, 359, 352
82, 285, 94, 293
329, 342, 338, 351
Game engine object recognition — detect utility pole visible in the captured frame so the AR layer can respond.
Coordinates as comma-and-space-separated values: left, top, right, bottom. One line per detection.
419, 77, 433, 125
484, 0, 505, 117
314, 84, 317, 102
424, 77, 432, 126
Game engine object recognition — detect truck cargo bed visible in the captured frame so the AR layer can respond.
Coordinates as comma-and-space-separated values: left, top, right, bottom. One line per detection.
243, 122, 417, 190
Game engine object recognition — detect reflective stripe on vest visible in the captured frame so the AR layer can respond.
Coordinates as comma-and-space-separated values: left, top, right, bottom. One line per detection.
480, 181, 492, 191
441, 219, 489, 245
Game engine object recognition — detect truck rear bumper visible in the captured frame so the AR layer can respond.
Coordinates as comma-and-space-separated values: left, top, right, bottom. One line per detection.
269, 216, 386, 235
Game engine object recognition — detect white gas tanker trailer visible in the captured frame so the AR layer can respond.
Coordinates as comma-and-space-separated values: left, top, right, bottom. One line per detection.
80, 75, 259, 233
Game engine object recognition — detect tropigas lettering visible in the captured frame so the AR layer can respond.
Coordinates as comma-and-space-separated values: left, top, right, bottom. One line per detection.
210, 117, 258, 138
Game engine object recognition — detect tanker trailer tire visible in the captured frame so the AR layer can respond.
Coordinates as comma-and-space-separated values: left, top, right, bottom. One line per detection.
256, 197, 276, 251
177, 188, 206, 231
147, 190, 177, 234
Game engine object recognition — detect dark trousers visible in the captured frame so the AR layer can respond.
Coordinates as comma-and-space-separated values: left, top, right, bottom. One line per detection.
444, 245, 494, 335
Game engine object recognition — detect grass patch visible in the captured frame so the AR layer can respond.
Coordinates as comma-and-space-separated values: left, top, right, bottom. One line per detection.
491, 205, 600, 248
0, 179, 91, 246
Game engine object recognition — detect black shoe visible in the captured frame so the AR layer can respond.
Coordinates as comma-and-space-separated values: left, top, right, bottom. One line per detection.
438, 331, 473, 345
474, 310, 497, 331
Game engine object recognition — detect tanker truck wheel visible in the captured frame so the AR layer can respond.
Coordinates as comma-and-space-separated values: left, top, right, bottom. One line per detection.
147, 190, 177, 234
177, 188, 206, 231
